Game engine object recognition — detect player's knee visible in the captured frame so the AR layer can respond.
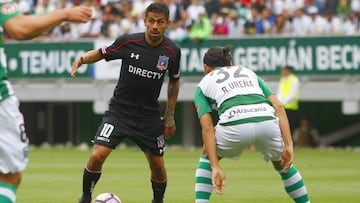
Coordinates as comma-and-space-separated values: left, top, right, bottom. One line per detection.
88, 153, 107, 170
150, 165, 167, 181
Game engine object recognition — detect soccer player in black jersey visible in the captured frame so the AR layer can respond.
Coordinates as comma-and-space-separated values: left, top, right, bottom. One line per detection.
71, 3, 181, 203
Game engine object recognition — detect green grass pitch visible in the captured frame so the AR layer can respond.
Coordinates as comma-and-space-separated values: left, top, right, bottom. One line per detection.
17, 146, 360, 203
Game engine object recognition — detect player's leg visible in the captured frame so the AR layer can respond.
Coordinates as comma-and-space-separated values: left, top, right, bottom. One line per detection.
194, 147, 214, 203
195, 124, 249, 203
78, 112, 122, 203
256, 119, 310, 203
0, 95, 29, 203
0, 173, 21, 203
272, 161, 310, 203
131, 117, 166, 203
78, 144, 112, 203
144, 151, 167, 203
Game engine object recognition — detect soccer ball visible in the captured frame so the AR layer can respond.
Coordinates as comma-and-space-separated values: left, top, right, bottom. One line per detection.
92, 193, 122, 203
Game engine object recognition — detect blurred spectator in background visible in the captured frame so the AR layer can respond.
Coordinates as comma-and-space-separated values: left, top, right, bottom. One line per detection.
228, 9, 245, 37
34, 0, 56, 15
291, 7, 311, 36
189, 9, 212, 42
15, 0, 32, 14
256, 7, 276, 34
10, 0, 360, 41
304, 5, 326, 35
186, 0, 206, 27
323, 9, 343, 35
337, 0, 351, 16
283, 0, 304, 16
204, 0, 219, 20
212, 7, 231, 35
108, 11, 128, 38
351, 0, 360, 31
276, 65, 300, 139
79, 2, 103, 38
271, 13, 292, 34
252, 0, 267, 14
269, 0, 285, 16
293, 115, 320, 148
243, 4, 259, 35
100, 9, 114, 38
54, 22, 73, 41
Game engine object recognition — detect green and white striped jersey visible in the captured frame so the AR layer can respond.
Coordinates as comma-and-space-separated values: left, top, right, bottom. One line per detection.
0, 0, 21, 101
194, 65, 276, 126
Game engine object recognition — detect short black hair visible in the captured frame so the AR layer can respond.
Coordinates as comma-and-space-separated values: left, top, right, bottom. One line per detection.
203, 45, 232, 68
145, 2, 169, 20
284, 65, 294, 71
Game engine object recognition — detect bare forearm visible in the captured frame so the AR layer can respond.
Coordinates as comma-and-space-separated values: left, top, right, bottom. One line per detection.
71, 49, 101, 77
269, 95, 293, 147
203, 128, 219, 168
164, 78, 179, 117
200, 114, 219, 169
4, 6, 91, 40
80, 50, 102, 64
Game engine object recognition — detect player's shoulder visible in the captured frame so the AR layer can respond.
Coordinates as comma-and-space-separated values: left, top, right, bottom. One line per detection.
162, 36, 181, 51
127, 32, 145, 40
115, 32, 145, 43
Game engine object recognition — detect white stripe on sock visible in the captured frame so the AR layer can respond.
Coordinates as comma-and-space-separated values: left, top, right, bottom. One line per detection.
196, 168, 212, 178
0, 187, 16, 203
195, 183, 213, 193
283, 171, 301, 187
195, 199, 210, 203
289, 185, 308, 199
199, 157, 210, 163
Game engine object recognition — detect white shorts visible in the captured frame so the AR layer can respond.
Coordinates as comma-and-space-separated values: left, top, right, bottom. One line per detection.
0, 95, 29, 173
216, 118, 284, 161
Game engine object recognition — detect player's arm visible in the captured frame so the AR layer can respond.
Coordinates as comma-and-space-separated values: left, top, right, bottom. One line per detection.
199, 112, 225, 195
194, 87, 225, 194
4, 6, 91, 40
71, 50, 102, 77
163, 77, 179, 139
268, 94, 294, 172
258, 76, 294, 171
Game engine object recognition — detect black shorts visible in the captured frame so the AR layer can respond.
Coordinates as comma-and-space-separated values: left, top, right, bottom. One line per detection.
93, 111, 165, 156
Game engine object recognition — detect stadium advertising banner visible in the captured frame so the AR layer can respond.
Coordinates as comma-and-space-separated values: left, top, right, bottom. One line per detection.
4, 36, 360, 79
178, 36, 360, 76
4, 41, 93, 78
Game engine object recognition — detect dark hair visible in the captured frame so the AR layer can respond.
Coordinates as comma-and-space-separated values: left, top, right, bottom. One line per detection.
203, 45, 232, 68
145, 2, 169, 20
284, 65, 294, 71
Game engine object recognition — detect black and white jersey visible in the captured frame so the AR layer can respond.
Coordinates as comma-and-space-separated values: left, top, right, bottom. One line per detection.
99, 32, 181, 119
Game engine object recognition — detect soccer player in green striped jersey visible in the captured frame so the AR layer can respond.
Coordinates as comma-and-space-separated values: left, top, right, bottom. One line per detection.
194, 45, 310, 203
0, 4, 91, 203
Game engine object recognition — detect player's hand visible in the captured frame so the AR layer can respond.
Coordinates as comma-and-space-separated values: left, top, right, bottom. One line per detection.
162, 116, 176, 139
65, 6, 92, 23
280, 145, 294, 173
212, 167, 226, 195
71, 56, 84, 77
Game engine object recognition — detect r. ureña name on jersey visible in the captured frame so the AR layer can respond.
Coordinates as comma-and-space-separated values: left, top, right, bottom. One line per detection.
221, 79, 255, 94
128, 64, 163, 80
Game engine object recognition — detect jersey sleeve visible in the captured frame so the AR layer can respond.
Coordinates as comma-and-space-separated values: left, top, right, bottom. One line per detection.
168, 47, 181, 79
194, 86, 212, 118
98, 34, 127, 61
257, 76, 274, 97
0, 1, 21, 26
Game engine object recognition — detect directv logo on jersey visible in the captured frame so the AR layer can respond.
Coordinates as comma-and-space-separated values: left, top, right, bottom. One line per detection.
157, 55, 169, 70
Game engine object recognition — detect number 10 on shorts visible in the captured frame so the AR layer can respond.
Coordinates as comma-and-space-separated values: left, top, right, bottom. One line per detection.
100, 123, 114, 138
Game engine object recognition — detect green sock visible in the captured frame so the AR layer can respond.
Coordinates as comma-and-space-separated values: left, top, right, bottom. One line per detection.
0, 182, 16, 203
195, 155, 213, 203
276, 165, 310, 203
